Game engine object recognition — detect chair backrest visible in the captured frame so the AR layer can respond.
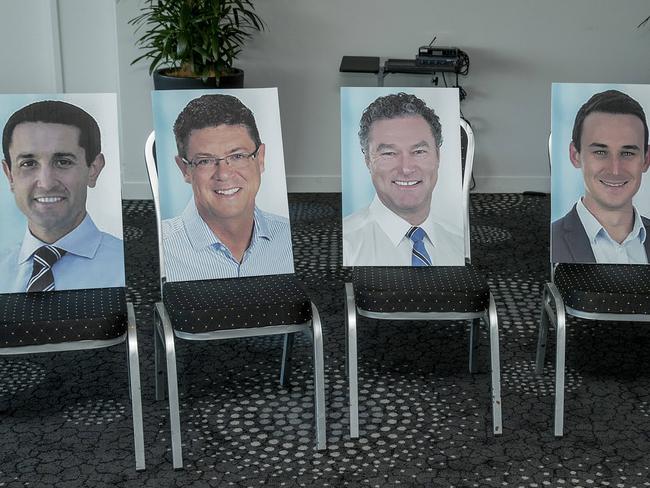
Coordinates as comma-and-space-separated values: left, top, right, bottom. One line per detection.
460, 119, 475, 262
144, 131, 166, 288
548, 132, 557, 281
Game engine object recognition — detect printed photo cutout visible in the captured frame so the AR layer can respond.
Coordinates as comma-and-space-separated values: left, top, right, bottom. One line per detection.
152, 88, 294, 282
0, 93, 125, 293
341, 87, 464, 267
551, 83, 650, 264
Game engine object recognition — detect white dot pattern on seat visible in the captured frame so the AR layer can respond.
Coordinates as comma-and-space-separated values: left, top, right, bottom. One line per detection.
352, 266, 490, 313
0, 288, 127, 347
555, 264, 650, 314
162, 274, 312, 333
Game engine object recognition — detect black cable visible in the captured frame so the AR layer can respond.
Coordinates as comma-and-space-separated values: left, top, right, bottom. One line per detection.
457, 49, 470, 76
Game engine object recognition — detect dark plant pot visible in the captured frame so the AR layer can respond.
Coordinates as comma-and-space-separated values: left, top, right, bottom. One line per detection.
153, 68, 244, 90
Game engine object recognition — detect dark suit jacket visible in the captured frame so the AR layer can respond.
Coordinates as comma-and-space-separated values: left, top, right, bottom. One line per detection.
551, 204, 650, 263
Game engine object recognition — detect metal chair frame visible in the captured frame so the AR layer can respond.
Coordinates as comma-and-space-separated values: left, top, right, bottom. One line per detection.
344, 119, 503, 437
0, 302, 145, 470
535, 133, 650, 435
535, 279, 650, 436
145, 132, 326, 469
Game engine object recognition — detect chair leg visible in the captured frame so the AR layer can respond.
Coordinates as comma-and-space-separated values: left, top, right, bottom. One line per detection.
154, 309, 166, 401
555, 314, 567, 437
535, 285, 551, 375
545, 283, 567, 437
126, 303, 145, 471
345, 283, 359, 438
469, 318, 480, 374
310, 303, 327, 450
486, 293, 502, 435
280, 333, 295, 387
344, 310, 349, 377
156, 303, 183, 469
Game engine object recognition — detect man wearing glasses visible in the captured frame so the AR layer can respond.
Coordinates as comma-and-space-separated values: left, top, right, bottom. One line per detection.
343, 92, 464, 266
163, 94, 294, 281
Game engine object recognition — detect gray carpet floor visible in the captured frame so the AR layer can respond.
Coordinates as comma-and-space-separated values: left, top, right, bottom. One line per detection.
3, 193, 650, 488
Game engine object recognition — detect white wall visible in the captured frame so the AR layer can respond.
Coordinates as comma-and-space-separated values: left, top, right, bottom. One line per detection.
115, 0, 155, 198
0, 0, 61, 93
0, 0, 128, 191
4, 1, 650, 196
233, 0, 650, 193
57, 0, 119, 93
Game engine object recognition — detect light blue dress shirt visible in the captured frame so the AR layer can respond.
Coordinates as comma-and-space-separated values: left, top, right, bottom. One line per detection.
576, 199, 648, 264
0, 214, 125, 294
162, 200, 295, 282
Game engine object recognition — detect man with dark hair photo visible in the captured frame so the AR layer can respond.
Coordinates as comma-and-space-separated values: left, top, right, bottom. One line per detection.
552, 89, 650, 264
162, 93, 294, 281
343, 91, 464, 266
0, 99, 124, 293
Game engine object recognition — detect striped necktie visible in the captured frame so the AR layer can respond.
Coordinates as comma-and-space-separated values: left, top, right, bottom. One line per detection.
407, 226, 432, 267
26, 245, 66, 292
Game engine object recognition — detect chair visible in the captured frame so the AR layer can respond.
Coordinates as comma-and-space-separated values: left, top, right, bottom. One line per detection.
535, 135, 650, 436
535, 265, 650, 435
0, 288, 145, 470
344, 119, 503, 437
144, 132, 326, 469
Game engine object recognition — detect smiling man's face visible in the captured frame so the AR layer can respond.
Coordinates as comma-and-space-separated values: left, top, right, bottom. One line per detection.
570, 112, 650, 217
2, 122, 104, 244
366, 115, 440, 225
175, 124, 265, 228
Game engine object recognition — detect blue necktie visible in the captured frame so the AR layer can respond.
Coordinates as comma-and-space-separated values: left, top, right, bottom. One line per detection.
407, 227, 432, 267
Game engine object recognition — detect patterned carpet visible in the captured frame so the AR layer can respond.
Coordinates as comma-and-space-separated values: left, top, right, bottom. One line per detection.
3, 193, 650, 487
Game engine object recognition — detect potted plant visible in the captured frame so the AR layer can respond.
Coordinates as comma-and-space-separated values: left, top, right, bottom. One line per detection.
129, 0, 266, 89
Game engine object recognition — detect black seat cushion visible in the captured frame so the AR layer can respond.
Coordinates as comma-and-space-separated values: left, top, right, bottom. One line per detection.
555, 264, 650, 315
0, 288, 127, 348
162, 274, 312, 333
352, 266, 490, 314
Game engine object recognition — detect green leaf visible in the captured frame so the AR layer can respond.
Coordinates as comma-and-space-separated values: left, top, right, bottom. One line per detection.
128, 0, 266, 74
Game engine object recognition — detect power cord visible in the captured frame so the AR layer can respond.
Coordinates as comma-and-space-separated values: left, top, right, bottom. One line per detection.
457, 49, 470, 76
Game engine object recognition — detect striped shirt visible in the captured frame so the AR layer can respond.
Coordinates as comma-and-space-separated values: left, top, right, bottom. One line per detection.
162, 200, 295, 282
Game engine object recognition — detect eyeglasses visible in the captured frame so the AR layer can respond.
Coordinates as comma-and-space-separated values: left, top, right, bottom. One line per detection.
182, 145, 261, 169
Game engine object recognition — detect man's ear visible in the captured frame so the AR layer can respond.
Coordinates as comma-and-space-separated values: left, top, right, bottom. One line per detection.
175, 155, 192, 183
643, 146, 650, 173
86, 154, 106, 188
256, 143, 266, 174
363, 152, 373, 174
569, 142, 582, 169
2, 160, 14, 191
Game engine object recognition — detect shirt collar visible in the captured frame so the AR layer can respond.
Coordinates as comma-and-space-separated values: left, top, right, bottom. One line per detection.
253, 207, 272, 241
181, 199, 271, 252
18, 213, 101, 264
576, 198, 646, 245
369, 195, 439, 247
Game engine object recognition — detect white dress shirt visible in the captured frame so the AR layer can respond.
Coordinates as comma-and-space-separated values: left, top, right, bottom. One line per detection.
342, 196, 465, 266
576, 198, 648, 264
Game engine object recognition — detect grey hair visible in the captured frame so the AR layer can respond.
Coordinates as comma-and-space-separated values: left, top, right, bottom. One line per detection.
358, 92, 442, 155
